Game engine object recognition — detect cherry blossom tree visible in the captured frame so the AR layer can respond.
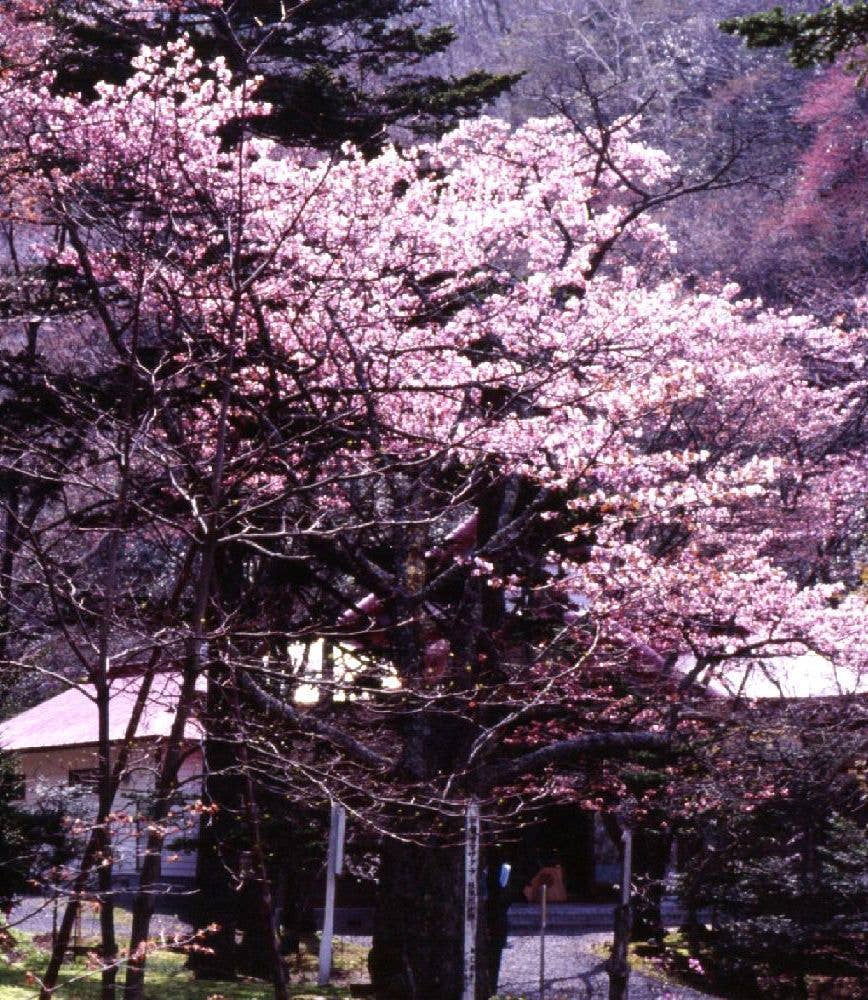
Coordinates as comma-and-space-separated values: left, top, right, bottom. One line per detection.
1, 8, 866, 998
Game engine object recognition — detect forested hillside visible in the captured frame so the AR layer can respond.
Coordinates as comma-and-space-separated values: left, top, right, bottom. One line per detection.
427, 0, 863, 309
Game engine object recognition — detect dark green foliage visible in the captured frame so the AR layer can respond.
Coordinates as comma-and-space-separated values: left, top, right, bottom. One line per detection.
49, 0, 519, 151
720, 3, 868, 69
668, 698, 868, 995
0, 753, 71, 911
0, 753, 28, 909
678, 806, 868, 994
0, 756, 33, 909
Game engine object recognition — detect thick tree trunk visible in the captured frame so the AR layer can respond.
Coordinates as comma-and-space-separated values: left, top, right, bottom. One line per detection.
96, 825, 118, 1000
368, 838, 494, 1000
187, 826, 239, 980
609, 900, 632, 1000
94, 650, 120, 1000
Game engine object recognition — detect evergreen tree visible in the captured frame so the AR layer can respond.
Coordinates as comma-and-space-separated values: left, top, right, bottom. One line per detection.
0, 753, 27, 912
0, 755, 67, 912
721, 2, 868, 71
48, 0, 519, 151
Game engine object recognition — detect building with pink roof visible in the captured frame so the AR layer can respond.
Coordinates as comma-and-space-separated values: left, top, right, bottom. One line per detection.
0, 672, 205, 885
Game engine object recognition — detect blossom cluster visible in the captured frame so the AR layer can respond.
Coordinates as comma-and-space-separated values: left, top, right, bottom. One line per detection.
1, 27, 864, 688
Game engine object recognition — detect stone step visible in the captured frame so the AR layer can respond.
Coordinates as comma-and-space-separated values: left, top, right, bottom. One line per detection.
508, 899, 688, 930
316, 899, 689, 935
508, 902, 615, 930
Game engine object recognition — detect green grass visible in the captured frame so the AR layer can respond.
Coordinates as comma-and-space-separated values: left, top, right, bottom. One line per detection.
0, 928, 363, 1000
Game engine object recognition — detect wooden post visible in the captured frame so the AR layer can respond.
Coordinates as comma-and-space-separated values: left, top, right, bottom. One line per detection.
317, 802, 345, 986
462, 799, 481, 1000
608, 824, 633, 1000
539, 882, 548, 1000
73, 905, 81, 957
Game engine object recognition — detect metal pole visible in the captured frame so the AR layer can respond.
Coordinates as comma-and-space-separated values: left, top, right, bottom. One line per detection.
539, 882, 547, 1000
462, 799, 481, 1000
317, 802, 344, 986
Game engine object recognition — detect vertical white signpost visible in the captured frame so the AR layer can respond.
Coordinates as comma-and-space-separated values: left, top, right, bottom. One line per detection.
608, 823, 634, 1000
463, 799, 481, 1000
317, 801, 346, 986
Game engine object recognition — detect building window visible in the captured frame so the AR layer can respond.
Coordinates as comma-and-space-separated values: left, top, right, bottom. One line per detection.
68, 767, 100, 789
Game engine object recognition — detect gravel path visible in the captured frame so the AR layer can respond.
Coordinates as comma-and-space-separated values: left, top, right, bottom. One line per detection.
338, 932, 719, 1000
6, 896, 193, 942
497, 930, 719, 999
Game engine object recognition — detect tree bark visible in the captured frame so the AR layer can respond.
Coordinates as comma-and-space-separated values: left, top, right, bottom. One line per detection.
187, 661, 243, 981
233, 665, 289, 999
368, 837, 494, 1000
0, 486, 20, 670
93, 467, 129, 1000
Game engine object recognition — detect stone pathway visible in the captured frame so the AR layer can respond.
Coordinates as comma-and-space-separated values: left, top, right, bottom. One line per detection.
497, 930, 720, 999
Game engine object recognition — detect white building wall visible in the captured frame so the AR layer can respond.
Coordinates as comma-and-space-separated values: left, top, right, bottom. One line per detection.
16, 742, 202, 882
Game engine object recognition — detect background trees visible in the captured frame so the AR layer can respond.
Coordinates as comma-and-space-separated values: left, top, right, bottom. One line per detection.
0, 752, 30, 911
427, 1, 868, 309
718, 1, 868, 310
673, 697, 868, 997
0, 751, 68, 917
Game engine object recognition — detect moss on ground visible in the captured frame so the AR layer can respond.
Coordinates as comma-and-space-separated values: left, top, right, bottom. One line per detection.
591, 931, 701, 989
0, 926, 365, 999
